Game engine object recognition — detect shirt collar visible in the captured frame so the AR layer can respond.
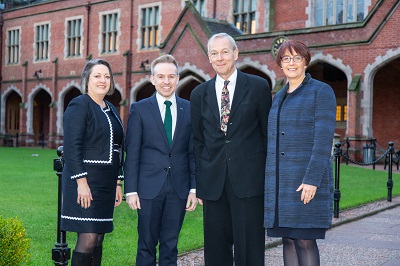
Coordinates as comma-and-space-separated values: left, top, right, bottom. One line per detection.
216, 69, 237, 86
156, 92, 176, 108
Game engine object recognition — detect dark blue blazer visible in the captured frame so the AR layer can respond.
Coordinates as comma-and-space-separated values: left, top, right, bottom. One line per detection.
63, 94, 124, 180
124, 94, 195, 200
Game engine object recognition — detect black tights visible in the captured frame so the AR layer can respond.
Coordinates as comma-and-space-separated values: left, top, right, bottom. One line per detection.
75, 233, 104, 254
282, 237, 320, 266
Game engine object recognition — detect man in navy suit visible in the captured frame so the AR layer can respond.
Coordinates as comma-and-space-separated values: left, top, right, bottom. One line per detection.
124, 54, 197, 265
190, 33, 272, 265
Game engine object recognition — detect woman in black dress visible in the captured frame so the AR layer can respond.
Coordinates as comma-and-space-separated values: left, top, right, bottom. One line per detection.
61, 59, 124, 265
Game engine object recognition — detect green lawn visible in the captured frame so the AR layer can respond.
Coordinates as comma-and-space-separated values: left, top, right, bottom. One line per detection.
0, 147, 399, 265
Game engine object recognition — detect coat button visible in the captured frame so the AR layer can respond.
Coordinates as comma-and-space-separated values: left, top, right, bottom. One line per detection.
169, 153, 172, 157
164, 168, 168, 171
281, 152, 285, 155
281, 132, 285, 135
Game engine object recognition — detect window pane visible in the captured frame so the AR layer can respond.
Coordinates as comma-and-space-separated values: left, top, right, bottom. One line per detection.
336, 0, 344, 24
243, 0, 249, 12
142, 9, 146, 26
250, 0, 256, 11
357, 0, 364, 21
336, 106, 342, 121
347, 0, 354, 22
234, 0, 240, 13
315, 0, 324, 26
250, 12, 256, 34
326, 1, 334, 25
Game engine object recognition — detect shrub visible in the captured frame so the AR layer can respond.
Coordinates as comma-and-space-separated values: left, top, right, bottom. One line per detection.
0, 216, 30, 266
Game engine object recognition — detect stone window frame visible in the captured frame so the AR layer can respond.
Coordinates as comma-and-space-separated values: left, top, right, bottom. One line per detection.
6, 27, 21, 65
99, 10, 120, 54
139, 3, 160, 50
34, 22, 50, 62
65, 16, 83, 58
233, 0, 257, 34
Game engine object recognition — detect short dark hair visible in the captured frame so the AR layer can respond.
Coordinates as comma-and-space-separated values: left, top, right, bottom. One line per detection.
150, 54, 179, 75
81, 59, 116, 95
275, 40, 311, 68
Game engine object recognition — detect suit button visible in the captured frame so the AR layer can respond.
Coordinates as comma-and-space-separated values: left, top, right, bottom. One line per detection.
225, 140, 231, 144
164, 168, 168, 171
281, 152, 285, 155
169, 153, 172, 157
281, 132, 285, 135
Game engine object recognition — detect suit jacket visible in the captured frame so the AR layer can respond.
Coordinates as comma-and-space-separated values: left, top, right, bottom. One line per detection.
190, 70, 272, 200
124, 94, 196, 200
63, 94, 124, 180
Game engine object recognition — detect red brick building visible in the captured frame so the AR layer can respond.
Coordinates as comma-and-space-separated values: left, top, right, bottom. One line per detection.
1, 0, 399, 159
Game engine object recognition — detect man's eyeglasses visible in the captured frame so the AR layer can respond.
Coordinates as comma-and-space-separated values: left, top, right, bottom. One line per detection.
209, 50, 231, 59
281, 55, 303, 63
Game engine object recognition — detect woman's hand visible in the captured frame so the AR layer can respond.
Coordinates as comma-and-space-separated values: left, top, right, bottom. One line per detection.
76, 178, 93, 209
115, 185, 123, 207
296, 183, 317, 204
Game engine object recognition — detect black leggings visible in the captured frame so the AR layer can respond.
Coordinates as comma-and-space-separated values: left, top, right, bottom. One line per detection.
75, 233, 105, 254
282, 237, 320, 266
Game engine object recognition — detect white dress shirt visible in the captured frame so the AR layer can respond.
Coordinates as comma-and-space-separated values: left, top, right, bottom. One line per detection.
215, 69, 237, 123
156, 92, 177, 140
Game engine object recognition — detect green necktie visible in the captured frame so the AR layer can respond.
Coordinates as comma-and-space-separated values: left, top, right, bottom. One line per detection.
164, 100, 172, 146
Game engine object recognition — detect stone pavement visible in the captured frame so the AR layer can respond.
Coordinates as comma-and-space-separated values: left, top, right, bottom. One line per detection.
177, 196, 400, 266
265, 201, 400, 266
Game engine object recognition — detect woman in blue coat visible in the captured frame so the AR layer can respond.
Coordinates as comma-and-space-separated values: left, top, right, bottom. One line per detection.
264, 40, 336, 266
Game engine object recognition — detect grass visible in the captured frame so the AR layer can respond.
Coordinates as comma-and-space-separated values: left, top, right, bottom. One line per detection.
0, 147, 399, 265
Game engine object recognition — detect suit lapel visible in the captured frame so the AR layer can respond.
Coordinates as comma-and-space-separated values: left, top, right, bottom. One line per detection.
173, 96, 185, 147
205, 76, 220, 122
148, 95, 170, 147
230, 70, 248, 117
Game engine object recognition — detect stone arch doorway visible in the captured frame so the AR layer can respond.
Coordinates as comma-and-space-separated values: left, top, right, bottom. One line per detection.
136, 83, 155, 102
5, 91, 22, 134
33, 90, 51, 146
372, 57, 400, 147
177, 71, 204, 101
64, 87, 81, 112
105, 90, 122, 112
240, 66, 272, 91
307, 62, 348, 138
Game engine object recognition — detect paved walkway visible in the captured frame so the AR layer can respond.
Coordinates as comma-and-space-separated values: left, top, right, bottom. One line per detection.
177, 196, 400, 266
265, 203, 400, 266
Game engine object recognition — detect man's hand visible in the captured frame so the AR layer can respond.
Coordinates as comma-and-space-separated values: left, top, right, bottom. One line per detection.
186, 193, 198, 211
126, 194, 141, 210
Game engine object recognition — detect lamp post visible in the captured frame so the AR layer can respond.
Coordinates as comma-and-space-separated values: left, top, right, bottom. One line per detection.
52, 146, 70, 265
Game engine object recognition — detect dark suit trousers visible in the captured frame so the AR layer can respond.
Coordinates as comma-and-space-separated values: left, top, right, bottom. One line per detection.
203, 175, 265, 266
136, 173, 187, 266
